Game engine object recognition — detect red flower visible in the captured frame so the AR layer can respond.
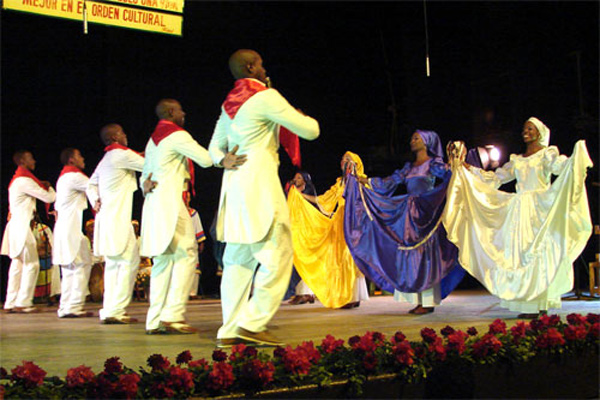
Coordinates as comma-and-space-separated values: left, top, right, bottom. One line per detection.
281, 346, 312, 375
440, 325, 456, 337
392, 341, 414, 366
212, 349, 228, 362
241, 359, 275, 387
273, 346, 286, 359
207, 362, 235, 392
428, 337, 446, 361
446, 330, 468, 355
88, 372, 117, 398
348, 335, 361, 347
0, 368, 7, 378
350, 334, 379, 353
176, 350, 193, 365
467, 327, 478, 336
564, 324, 588, 341
362, 352, 378, 371
567, 313, 588, 326
104, 357, 123, 374
472, 334, 502, 358
168, 366, 194, 392
488, 319, 507, 334
588, 322, 599, 339
510, 321, 529, 342
149, 382, 174, 398
586, 313, 599, 325
147, 354, 170, 372
117, 373, 140, 399
414, 345, 427, 359
535, 328, 565, 349
10, 361, 46, 388
188, 358, 210, 371
66, 365, 95, 388
420, 327, 438, 344
321, 334, 344, 353
392, 331, 406, 344
297, 341, 321, 363
229, 344, 249, 362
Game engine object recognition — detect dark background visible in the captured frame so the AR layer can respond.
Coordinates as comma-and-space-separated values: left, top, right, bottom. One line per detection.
1, 1, 598, 298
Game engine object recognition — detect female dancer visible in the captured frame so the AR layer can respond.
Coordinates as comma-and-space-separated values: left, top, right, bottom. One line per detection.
443, 117, 592, 317
347, 130, 465, 314
287, 152, 369, 309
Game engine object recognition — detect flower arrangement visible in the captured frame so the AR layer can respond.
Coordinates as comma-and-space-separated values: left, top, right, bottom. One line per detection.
135, 269, 151, 290
0, 313, 597, 399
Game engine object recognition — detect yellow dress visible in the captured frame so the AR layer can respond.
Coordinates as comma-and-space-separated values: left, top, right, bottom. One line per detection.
287, 151, 366, 308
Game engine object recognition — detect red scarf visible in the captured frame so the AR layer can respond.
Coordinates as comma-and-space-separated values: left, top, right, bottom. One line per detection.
59, 165, 87, 178
9, 166, 52, 217
223, 78, 301, 167
104, 143, 143, 156
151, 119, 196, 196
9, 166, 49, 190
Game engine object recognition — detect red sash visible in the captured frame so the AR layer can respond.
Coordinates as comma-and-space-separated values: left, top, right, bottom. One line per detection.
104, 143, 143, 157
151, 119, 196, 196
223, 78, 301, 167
9, 166, 49, 191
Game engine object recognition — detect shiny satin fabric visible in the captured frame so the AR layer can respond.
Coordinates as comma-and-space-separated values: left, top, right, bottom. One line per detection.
287, 151, 365, 308
343, 163, 463, 297
443, 140, 593, 303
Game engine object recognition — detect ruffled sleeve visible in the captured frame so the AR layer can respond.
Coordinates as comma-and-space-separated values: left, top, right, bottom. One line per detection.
468, 156, 516, 189
369, 162, 410, 196
542, 145, 569, 176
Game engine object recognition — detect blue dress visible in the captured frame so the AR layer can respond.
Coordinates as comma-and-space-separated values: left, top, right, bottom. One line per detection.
344, 157, 464, 299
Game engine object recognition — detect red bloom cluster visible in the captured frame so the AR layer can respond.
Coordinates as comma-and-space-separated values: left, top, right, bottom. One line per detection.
488, 319, 507, 334
392, 341, 415, 366
467, 327, 478, 336
510, 321, 529, 343
10, 361, 46, 388
471, 334, 502, 359
590, 323, 600, 339
446, 330, 468, 355
440, 325, 456, 337
147, 354, 171, 372
229, 344, 258, 362
278, 342, 320, 376
65, 365, 95, 388
167, 366, 194, 392
392, 331, 407, 344
117, 373, 141, 399
241, 359, 275, 387
564, 324, 588, 341
212, 349, 228, 362
320, 334, 345, 354
349, 331, 385, 353
176, 350, 193, 365
428, 337, 447, 361
586, 313, 599, 324
535, 328, 565, 349
206, 362, 235, 392
567, 313, 588, 326
420, 327, 438, 344
188, 358, 210, 371
104, 356, 123, 374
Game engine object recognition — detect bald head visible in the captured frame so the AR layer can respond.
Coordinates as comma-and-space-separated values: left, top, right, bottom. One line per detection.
100, 123, 124, 146
155, 98, 186, 127
228, 49, 267, 82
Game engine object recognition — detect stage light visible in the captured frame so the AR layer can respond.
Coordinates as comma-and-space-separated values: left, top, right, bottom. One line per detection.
476, 145, 501, 170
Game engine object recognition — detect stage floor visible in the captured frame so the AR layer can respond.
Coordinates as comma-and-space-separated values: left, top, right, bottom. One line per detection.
1, 290, 598, 377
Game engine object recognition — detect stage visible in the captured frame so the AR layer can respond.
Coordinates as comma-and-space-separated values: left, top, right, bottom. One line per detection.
1, 289, 598, 378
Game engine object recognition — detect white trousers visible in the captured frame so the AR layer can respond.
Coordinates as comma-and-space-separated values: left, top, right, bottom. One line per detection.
57, 237, 92, 317
394, 283, 441, 307
4, 230, 39, 309
99, 231, 140, 320
352, 275, 370, 302
146, 203, 197, 330
217, 219, 293, 339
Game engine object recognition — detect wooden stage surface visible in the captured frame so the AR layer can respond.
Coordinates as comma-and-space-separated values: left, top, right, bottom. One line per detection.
1, 290, 598, 378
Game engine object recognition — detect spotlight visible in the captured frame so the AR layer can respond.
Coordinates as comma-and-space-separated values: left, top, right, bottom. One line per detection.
476, 145, 501, 170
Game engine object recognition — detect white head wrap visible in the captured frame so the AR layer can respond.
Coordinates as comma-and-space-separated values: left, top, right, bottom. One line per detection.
527, 117, 550, 147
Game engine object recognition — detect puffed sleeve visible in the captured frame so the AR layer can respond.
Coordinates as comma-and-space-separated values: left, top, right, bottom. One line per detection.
369, 162, 410, 196
468, 156, 516, 189
542, 146, 569, 176
429, 157, 451, 180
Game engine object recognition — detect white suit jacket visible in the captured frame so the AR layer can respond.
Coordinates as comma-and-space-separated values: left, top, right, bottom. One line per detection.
86, 148, 144, 257
1, 177, 56, 258
52, 172, 89, 265
209, 82, 320, 244
140, 130, 213, 257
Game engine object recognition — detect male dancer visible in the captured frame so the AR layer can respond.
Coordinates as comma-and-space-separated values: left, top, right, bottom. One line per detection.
209, 49, 320, 347
1, 150, 56, 313
140, 99, 242, 334
87, 124, 145, 324
53, 148, 93, 318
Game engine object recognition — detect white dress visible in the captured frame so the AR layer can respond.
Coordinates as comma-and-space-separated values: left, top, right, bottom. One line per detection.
443, 141, 592, 313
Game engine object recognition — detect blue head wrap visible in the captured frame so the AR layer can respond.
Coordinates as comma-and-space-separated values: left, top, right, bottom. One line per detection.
415, 130, 444, 159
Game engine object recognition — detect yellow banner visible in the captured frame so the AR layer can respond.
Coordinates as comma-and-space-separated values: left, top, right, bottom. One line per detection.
3, 0, 182, 36
104, 0, 183, 14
